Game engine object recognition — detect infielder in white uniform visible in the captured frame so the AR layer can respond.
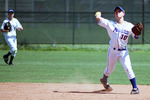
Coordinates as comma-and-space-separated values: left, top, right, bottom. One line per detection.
95, 6, 139, 94
1, 9, 23, 65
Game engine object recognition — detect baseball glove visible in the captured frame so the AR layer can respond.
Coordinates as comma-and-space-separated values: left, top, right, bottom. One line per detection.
132, 22, 143, 35
4, 22, 11, 32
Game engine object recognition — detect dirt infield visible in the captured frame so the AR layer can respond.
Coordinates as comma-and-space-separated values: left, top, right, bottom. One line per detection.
0, 83, 150, 100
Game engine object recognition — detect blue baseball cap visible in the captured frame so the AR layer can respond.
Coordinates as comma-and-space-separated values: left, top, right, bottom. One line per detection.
114, 6, 124, 13
8, 9, 14, 13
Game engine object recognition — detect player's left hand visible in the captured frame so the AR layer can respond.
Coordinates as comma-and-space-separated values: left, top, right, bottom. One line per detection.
132, 22, 143, 35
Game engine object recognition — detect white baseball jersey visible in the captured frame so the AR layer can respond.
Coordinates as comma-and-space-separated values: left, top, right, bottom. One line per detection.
1, 18, 22, 37
98, 17, 135, 49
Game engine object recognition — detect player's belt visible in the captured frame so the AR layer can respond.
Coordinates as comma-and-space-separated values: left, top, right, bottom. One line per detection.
113, 48, 126, 51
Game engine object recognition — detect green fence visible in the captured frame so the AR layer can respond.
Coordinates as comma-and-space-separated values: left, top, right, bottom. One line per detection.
0, 0, 150, 44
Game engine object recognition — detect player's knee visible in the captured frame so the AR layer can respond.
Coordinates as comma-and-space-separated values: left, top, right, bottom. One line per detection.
11, 50, 17, 57
11, 48, 17, 53
124, 67, 135, 79
124, 67, 132, 72
10, 48, 17, 56
14, 50, 17, 54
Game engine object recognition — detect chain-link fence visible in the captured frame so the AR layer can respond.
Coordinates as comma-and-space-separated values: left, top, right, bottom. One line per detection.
0, 0, 150, 44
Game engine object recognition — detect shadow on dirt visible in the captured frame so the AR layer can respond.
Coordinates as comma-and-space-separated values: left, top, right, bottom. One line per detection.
53, 89, 126, 94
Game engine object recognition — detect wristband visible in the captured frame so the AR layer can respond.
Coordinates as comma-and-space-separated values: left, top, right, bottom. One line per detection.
134, 35, 140, 39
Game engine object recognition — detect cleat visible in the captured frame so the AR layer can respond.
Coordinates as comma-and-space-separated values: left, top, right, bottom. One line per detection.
9, 56, 14, 66
9, 62, 14, 66
130, 88, 139, 94
100, 78, 113, 91
3, 55, 8, 64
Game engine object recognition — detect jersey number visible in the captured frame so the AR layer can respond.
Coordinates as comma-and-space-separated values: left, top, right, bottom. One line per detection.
121, 34, 128, 40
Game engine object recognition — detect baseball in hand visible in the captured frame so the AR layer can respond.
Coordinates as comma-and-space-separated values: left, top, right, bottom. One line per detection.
95, 12, 101, 18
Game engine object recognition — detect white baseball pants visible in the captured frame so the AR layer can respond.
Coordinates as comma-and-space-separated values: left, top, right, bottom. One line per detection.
5, 36, 17, 57
104, 46, 135, 79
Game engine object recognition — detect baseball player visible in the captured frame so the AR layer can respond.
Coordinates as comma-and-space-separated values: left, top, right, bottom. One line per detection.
1, 9, 23, 65
95, 6, 140, 94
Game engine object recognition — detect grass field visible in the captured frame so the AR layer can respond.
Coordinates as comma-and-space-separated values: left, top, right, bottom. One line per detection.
0, 44, 150, 85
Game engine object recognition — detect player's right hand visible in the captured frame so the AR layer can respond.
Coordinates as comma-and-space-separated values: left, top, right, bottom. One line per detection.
95, 12, 101, 17
95, 11, 101, 22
